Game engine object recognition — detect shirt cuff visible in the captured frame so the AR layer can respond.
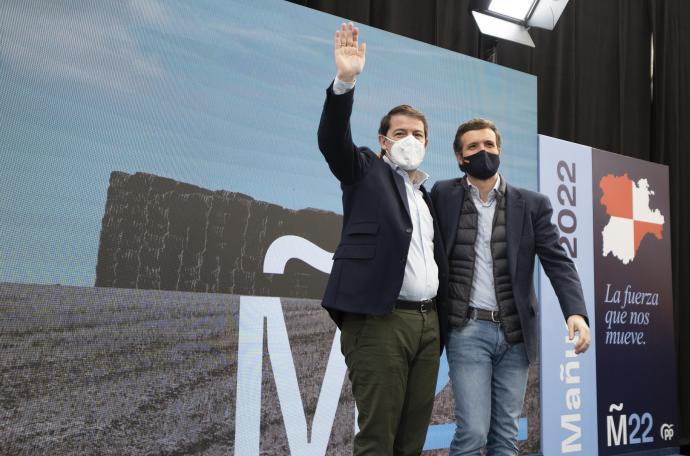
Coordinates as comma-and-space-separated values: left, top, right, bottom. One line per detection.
332, 76, 356, 95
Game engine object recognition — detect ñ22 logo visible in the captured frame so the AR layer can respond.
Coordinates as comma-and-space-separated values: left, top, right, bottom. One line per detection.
606, 403, 655, 447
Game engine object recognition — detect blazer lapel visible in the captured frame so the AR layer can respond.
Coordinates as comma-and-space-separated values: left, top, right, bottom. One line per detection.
506, 184, 525, 280
386, 164, 411, 218
444, 181, 465, 259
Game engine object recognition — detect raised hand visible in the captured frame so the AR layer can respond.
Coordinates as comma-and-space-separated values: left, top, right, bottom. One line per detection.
334, 22, 366, 83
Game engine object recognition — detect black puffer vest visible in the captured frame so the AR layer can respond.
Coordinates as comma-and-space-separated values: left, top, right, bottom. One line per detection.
447, 177, 523, 344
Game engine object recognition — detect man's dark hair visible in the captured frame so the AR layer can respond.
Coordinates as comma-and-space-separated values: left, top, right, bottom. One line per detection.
378, 105, 428, 154
453, 117, 501, 155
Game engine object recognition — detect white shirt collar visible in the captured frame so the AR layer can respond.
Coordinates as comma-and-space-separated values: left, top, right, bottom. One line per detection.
383, 155, 429, 188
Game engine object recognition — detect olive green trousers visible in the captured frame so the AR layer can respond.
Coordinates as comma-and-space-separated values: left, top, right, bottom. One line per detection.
340, 308, 440, 456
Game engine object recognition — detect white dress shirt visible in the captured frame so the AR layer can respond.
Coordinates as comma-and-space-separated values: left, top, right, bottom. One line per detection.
383, 157, 439, 301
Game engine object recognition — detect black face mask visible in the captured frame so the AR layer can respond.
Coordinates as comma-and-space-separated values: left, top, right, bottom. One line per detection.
458, 150, 500, 180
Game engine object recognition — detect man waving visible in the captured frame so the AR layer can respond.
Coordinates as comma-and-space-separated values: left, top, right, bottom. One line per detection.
318, 22, 448, 456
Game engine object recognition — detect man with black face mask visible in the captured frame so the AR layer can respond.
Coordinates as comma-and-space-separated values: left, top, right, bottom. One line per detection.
431, 118, 591, 456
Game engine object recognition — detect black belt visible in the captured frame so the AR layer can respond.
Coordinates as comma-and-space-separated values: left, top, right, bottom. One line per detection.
467, 306, 500, 323
396, 298, 436, 313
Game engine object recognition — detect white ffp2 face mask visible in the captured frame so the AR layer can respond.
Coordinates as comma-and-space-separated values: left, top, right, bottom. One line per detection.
385, 135, 426, 171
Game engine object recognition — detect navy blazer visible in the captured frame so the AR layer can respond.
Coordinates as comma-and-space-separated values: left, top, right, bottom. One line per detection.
317, 83, 449, 349
430, 177, 588, 363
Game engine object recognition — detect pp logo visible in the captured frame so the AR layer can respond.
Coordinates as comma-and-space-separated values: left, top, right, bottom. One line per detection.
660, 423, 674, 441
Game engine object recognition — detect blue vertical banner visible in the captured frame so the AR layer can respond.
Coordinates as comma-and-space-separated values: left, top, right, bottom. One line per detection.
539, 135, 599, 455
538, 136, 679, 456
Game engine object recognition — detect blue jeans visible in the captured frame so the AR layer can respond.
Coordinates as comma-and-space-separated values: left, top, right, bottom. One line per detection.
446, 318, 529, 456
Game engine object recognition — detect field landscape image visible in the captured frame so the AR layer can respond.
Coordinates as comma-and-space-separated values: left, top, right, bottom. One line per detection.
0, 0, 541, 452
0, 171, 540, 455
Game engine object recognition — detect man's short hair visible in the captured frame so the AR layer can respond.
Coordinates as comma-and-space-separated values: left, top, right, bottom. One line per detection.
453, 118, 502, 155
378, 105, 428, 139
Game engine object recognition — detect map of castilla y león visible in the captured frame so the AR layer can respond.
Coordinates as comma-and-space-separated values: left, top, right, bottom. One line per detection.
600, 174, 664, 265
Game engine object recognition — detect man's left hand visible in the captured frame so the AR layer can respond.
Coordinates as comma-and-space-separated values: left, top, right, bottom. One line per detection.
567, 314, 591, 354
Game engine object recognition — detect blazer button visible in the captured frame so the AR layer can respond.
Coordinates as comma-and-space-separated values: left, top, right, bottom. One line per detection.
405, 227, 412, 234
401, 257, 407, 264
